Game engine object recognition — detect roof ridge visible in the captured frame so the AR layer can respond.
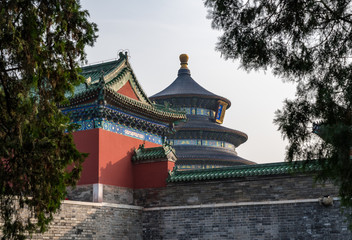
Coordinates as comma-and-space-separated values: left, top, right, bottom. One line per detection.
81, 59, 121, 73
82, 58, 120, 68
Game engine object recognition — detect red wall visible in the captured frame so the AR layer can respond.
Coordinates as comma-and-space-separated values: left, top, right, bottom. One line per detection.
74, 128, 160, 188
133, 161, 175, 189
98, 129, 160, 188
117, 81, 139, 101
73, 129, 100, 184
74, 128, 175, 189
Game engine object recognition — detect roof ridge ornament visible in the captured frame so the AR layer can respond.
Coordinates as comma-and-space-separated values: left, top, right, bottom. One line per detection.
179, 54, 189, 69
97, 71, 106, 105
98, 71, 105, 85
118, 49, 130, 60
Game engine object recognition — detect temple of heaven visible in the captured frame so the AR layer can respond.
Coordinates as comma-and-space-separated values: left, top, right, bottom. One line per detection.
150, 54, 255, 170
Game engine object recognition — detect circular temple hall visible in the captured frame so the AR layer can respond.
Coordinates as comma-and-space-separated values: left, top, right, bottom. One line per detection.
150, 54, 255, 170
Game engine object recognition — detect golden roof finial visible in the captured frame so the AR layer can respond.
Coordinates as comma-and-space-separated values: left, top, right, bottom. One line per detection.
179, 54, 189, 69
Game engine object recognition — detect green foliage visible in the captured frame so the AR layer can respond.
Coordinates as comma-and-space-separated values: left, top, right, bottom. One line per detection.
205, 0, 352, 227
0, 0, 97, 238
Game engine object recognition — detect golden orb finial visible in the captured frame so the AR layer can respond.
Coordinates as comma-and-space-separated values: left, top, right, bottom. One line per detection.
179, 54, 189, 69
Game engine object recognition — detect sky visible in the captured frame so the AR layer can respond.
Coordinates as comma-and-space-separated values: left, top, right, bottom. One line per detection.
81, 0, 297, 164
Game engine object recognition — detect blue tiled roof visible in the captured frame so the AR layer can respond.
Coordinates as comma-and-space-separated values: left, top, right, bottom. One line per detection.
150, 68, 231, 108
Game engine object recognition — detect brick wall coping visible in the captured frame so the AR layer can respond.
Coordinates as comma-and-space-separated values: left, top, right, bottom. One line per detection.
62, 196, 339, 212
143, 197, 339, 211
63, 200, 143, 210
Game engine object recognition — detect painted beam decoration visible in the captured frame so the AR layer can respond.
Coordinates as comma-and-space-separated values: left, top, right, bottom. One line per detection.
73, 118, 163, 145
215, 100, 228, 124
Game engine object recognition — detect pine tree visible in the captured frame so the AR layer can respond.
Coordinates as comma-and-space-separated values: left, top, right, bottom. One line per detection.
0, 0, 97, 238
205, 0, 352, 227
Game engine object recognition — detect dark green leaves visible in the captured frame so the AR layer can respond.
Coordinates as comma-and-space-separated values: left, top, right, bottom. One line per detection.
206, 0, 352, 77
0, 0, 97, 238
205, 0, 352, 228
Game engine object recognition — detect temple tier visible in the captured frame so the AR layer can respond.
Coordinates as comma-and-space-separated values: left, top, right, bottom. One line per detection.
150, 54, 255, 170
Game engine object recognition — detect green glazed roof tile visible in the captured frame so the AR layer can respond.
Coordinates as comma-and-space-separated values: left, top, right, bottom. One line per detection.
64, 54, 187, 123
65, 58, 125, 98
81, 59, 124, 84
132, 144, 176, 162
167, 161, 321, 183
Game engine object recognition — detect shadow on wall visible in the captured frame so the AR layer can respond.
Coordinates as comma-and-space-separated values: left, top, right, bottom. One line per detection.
99, 148, 135, 188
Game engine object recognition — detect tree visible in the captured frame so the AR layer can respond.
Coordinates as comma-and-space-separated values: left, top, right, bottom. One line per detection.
205, 0, 352, 226
0, 0, 97, 239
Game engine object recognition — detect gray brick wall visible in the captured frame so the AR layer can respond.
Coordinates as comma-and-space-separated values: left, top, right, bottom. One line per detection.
143, 201, 352, 240
134, 174, 339, 207
103, 185, 134, 204
31, 201, 142, 240
67, 185, 93, 202
67, 184, 134, 204
135, 173, 351, 239
1, 173, 351, 239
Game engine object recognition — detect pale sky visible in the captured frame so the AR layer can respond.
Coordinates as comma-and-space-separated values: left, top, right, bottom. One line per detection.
81, 0, 296, 164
